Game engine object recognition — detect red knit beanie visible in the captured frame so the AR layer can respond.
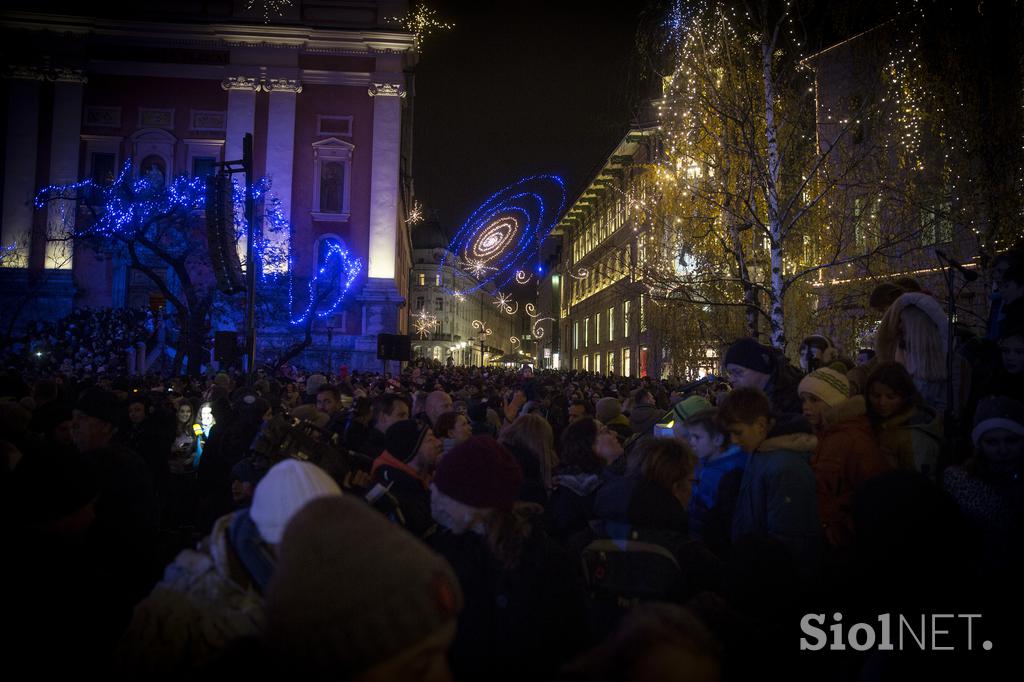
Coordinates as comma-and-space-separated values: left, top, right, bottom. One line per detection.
433, 436, 523, 511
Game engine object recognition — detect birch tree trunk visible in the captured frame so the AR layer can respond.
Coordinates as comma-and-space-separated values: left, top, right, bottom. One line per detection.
762, 34, 787, 350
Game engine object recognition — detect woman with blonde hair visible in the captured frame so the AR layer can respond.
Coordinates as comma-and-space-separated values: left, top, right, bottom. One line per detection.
499, 412, 558, 505
875, 292, 951, 412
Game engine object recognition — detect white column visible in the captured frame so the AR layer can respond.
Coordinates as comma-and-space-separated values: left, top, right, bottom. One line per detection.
367, 82, 404, 281
222, 77, 258, 268
264, 79, 300, 275
1, 76, 40, 268
46, 74, 87, 269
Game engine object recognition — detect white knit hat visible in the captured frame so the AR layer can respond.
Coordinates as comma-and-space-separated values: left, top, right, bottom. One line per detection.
797, 368, 850, 407
250, 459, 342, 544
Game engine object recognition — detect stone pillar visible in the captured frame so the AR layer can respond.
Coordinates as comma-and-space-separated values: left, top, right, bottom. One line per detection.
46, 71, 87, 269
221, 76, 258, 267
1, 73, 40, 268
366, 82, 404, 281
264, 79, 301, 274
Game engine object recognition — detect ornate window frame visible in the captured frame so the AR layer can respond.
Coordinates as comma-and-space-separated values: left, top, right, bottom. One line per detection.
311, 137, 354, 222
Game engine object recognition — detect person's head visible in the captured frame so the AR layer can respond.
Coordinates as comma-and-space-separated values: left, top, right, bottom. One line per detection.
999, 326, 1024, 375
631, 388, 655, 407
1000, 264, 1024, 305
797, 368, 850, 431
723, 338, 774, 391
385, 420, 443, 476
264, 495, 461, 680
315, 384, 341, 415
681, 408, 727, 460
856, 348, 876, 367
716, 387, 774, 453
498, 413, 557, 487
198, 402, 215, 430
865, 361, 919, 421
560, 417, 617, 472
176, 401, 194, 425
305, 373, 327, 398
33, 402, 74, 447
798, 335, 836, 373
594, 397, 622, 424
896, 298, 947, 381
639, 437, 698, 507
71, 387, 120, 452
971, 396, 1024, 477
567, 399, 589, 424
248, 459, 341, 546
373, 395, 410, 433
430, 436, 524, 535
433, 410, 471, 445
425, 390, 453, 426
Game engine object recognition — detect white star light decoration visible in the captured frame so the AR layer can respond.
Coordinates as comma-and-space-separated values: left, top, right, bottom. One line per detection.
407, 201, 424, 225
389, 5, 454, 51
246, 0, 292, 23
413, 309, 439, 339
460, 257, 497, 280
493, 291, 518, 315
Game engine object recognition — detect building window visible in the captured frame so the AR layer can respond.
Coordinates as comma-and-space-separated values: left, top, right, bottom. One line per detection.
595, 353, 602, 375
191, 156, 217, 179
624, 300, 631, 338
418, 273, 425, 287
433, 346, 442, 361
317, 115, 353, 137
90, 152, 117, 185
435, 273, 441, 286
640, 346, 649, 378
622, 348, 631, 377
435, 297, 443, 312
311, 137, 354, 221
608, 351, 615, 375
608, 306, 615, 341
574, 322, 579, 350
573, 356, 579, 371
596, 312, 601, 345
415, 296, 424, 310
584, 318, 590, 347
640, 294, 647, 332
583, 354, 590, 372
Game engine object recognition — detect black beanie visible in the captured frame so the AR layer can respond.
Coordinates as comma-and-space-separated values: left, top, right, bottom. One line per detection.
724, 338, 775, 375
385, 420, 429, 463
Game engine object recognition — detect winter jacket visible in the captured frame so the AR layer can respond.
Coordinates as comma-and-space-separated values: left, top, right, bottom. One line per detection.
371, 451, 434, 537
428, 519, 591, 681
504, 442, 549, 507
765, 357, 805, 416
547, 465, 603, 543
591, 475, 723, 598
732, 415, 822, 578
811, 396, 892, 548
116, 510, 266, 675
689, 444, 748, 556
357, 427, 387, 459
876, 404, 943, 482
622, 403, 663, 473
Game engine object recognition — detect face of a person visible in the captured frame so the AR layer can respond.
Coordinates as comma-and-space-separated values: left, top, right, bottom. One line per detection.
568, 404, 587, 424
726, 364, 770, 391
799, 345, 823, 371
725, 417, 770, 453
71, 411, 114, 452
977, 428, 1024, 475
593, 424, 624, 464
684, 424, 720, 460
200, 406, 215, 429
127, 402, 146, 424
417, 429, 444, 470
52, 419, 74, 447
800, 393, 829, 431
317, 392, 340, 415
1000, 337, 1024, 374
868, 383, 906, 419
177, 404, 193, 424
453, 415, 471, 443
379, 402, 410, 432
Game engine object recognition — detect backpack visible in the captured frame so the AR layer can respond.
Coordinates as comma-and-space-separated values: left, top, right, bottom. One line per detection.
580, 525, 687, 637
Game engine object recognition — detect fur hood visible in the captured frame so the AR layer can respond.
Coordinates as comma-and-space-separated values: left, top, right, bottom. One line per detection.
758, 413, 817, 454
876, 292, 948, 362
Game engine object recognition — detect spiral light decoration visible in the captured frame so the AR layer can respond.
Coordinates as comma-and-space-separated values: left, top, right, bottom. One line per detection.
532, 317, 556, 339
515, 270, 532, 285
569, 267, 589, 280
525, 303, 540, 318
472, 319, 492, 336
493, 291, 519, 315
510, 336, 520, 349
439, 175, 566, 296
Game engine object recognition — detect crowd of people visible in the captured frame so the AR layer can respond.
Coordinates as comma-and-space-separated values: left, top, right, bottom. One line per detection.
2, 253, 1023, 680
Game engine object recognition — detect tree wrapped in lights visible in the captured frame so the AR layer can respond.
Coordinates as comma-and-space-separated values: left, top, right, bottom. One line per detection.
641, 0, 952, 355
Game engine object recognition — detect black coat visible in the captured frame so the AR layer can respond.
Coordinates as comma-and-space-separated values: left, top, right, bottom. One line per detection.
372, 461, 434, 538
429, 522, 591, 681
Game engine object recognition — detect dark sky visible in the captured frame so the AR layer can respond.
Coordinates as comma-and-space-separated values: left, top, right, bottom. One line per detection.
411, 1, 647, 239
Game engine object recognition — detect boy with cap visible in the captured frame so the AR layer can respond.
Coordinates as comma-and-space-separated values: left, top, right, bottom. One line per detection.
799, 368, 891, 549
370, 419, 443, 537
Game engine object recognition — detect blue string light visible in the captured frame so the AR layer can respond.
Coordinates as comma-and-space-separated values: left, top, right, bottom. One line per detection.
438, 174, 566, 296
288, 237, 362, 325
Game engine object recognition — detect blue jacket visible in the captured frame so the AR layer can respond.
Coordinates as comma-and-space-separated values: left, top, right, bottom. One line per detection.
731, 416, 821, 577
689, 445, 747, 546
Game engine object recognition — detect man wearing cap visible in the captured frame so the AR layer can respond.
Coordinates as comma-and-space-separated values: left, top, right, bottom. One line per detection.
620, 388, 665, 474
595, 397, 632, 445
116, 459, 342, 675
370, 419, 444, 537
799, 368, 891, 548
723, 337, 803, 415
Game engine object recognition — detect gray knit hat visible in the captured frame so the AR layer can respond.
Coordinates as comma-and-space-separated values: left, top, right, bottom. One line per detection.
972, 396, 1024, 446
595, 397, 622, 424
264, 496, 462, 675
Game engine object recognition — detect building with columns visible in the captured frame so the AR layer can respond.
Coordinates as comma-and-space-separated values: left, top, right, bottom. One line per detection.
0, 1, 416, 371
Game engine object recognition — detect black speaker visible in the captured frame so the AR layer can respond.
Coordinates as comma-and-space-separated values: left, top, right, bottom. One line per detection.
377, 333, 412, 361
214, 331, 239, 362
205, 173, 246, 295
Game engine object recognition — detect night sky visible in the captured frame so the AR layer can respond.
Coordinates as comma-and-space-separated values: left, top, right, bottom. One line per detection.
411, 1, 647, 240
